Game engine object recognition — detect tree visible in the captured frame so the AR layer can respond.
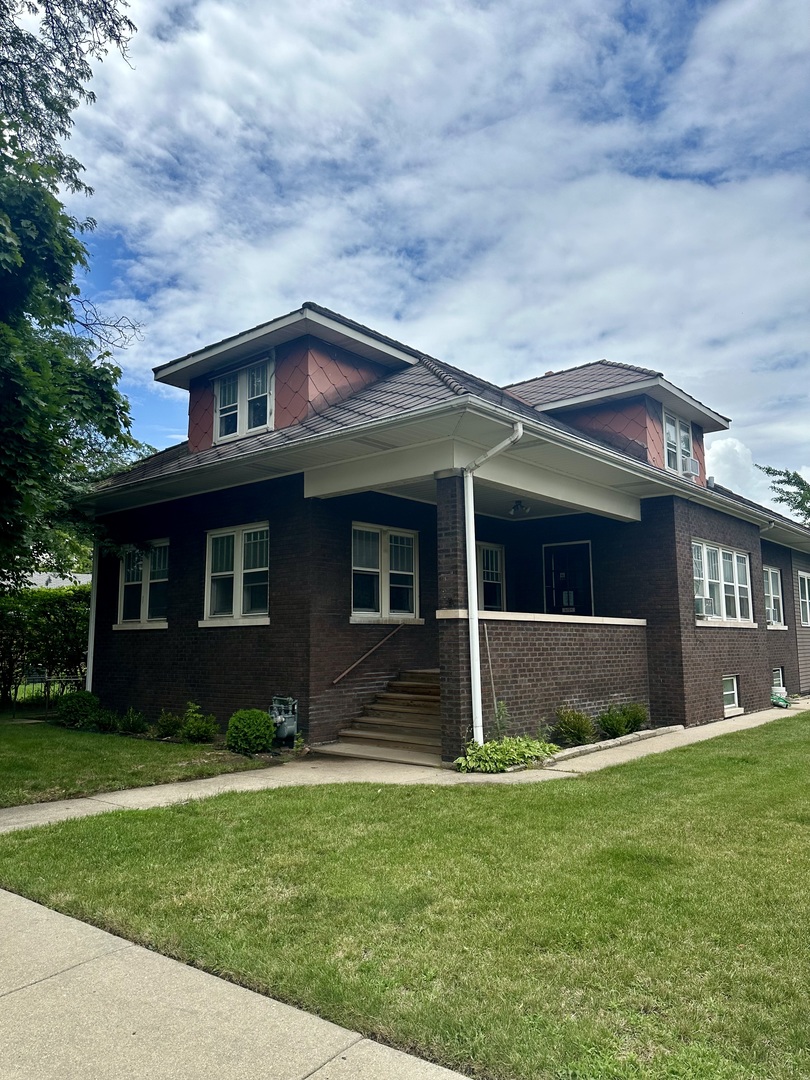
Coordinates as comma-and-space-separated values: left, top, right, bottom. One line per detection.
0, 1, 145, 590
757, 465, 810, 526
0, 0, 136, 193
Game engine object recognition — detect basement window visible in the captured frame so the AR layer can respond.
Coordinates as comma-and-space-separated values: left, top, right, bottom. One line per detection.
722, 675, 742, 717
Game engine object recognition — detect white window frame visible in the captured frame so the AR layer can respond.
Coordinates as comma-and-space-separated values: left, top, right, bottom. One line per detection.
799, 572, 810, 627
351, 523, 420, 624
772, 667, 786, 691
476, 542, 506, 611
114, 541, 169, 630
763, 566, 785, 628
199, 522, 271, 627
722, 674, 742, 717
664, 410, 698, 477
214, 356, 275, 443
692, 540, 753, 625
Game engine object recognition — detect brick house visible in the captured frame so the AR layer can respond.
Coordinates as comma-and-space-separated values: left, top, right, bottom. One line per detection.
86, 302, 810, 764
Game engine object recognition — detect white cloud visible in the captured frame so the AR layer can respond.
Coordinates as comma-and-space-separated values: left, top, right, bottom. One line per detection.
62, 0, 809, 499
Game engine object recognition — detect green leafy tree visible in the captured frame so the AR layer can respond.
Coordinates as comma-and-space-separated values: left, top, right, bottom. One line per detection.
0, 1, 145, 589
757, 465, 810, 527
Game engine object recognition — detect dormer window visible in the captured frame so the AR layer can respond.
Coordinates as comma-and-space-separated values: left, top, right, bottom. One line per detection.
215, 359, 273, 441
664, 411, 698, 477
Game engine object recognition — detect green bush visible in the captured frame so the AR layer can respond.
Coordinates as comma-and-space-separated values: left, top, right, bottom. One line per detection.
93, 708, 121, 734
120, 706, 148, 734
155, 708, 184, 739
455, 736, 559, 773
598, 702, 648, 740
179, 702, 218, 743
554, 706, 598, 747
225, 709, 277, 756
54, 690, 100, 729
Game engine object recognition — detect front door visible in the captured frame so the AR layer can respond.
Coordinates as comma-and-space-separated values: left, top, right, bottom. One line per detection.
543, 542, 593, 616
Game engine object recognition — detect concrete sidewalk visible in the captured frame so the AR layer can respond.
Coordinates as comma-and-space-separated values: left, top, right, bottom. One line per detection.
0, 699, 806, 1079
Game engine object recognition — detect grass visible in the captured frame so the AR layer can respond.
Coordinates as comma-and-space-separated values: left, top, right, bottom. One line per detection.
1, 716, 809, 1079
0, 723, 276, 807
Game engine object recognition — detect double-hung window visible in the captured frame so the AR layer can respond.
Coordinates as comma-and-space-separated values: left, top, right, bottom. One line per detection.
692, 540, 751, 622
116, 542, 169, 628
799, 573, 810, 626
352, 525, 418, 620
763, 567, 784, 626
476, 543, 505, 611
722, 675, 742, 716
202, 523, 270, 625
215, 359, 273, 441
664, 411, 698, 477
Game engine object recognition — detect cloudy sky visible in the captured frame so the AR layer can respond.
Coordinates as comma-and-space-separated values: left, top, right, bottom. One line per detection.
66, 0, 809, 511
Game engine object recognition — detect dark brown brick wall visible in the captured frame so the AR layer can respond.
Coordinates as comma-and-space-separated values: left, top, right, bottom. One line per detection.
478, 619, 649, 737
435, 472, 472, 759
761, 540, 799, 693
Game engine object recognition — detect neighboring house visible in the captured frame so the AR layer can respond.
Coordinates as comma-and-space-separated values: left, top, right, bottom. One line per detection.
86, 302, 810, 764
29, 573, 92, 589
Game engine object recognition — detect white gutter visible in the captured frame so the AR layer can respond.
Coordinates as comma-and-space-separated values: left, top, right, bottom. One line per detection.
463, 422, 524, 744
85, 543, 99, 691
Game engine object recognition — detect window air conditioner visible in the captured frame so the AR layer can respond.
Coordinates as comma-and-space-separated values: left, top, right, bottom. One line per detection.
682, 457, 701, 477
695, 596, 715, 617
766, 607, 777, 624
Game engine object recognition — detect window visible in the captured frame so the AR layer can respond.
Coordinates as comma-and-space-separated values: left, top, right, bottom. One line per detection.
722, 675, 741, 716
477, 543, 505, 611
116, 542, 169, 628
763, 566, 784, 626
800, 573, 810, 626
772, 667, 785, 690
692, 541, 751, 622
352, 525, 418, 620
201, 524, 269, 624
215, 359, 273, 441
664, 411, 698, 477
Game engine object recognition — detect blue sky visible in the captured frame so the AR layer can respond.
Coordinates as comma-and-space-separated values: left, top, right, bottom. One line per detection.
66, 0, 809, 509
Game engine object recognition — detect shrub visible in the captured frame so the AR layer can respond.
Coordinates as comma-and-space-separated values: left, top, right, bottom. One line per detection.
225, 709, 277, 756
120, 706, 148, 735
554, 706, 598, 747
179, 701, 218, 743
455, 736, 559, 773
54, 690, 100, 729
619, 702, 647, 732
598, 706, 629, 740
93, 708, 121, 734
155, 708, 184, 739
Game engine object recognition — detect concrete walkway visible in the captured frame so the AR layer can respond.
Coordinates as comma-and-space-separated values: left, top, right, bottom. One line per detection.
1, 699, 806, 1079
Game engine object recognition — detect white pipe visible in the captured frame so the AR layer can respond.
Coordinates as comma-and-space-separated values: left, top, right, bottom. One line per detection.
85, 542, 99, 691
463, 422, 524, 743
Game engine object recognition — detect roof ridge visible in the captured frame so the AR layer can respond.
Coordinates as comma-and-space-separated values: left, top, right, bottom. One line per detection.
418, 355, 468, 396
505, 358, 661, 390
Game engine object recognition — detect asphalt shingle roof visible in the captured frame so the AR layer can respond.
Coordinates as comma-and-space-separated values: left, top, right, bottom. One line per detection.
507, 360, 662, 408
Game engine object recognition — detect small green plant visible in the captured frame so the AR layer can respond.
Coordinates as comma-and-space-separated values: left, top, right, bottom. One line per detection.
54, 690, 100, 729
93, 708, 121, 734
554, 706, 598, 747
120, 706, 148, 735
598, 702, 648, 740
619, 702, 647, 731
455, 735, 559, 773
488, 699, 510, 740
293, 731, 306, 754
155, 708, 184, 739
179, 701, 218, 743
225, 709, 277, 756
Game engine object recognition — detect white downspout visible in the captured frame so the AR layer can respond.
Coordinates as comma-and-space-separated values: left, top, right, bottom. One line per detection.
85, 542, 99, 691
463, 422, 524, 744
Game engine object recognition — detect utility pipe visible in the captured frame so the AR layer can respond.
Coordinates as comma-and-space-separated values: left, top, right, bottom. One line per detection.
463, 422, 524, 744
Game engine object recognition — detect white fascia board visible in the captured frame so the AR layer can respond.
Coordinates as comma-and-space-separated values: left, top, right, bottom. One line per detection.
304, 441, 459, 498
154, 308, 419, 389
533, 378, 729, 433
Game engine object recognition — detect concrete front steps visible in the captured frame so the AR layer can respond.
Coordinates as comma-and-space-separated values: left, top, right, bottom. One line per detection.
315, 669, 443, 767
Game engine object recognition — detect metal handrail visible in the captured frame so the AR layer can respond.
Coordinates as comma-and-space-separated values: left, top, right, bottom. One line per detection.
331, 624, 404, 685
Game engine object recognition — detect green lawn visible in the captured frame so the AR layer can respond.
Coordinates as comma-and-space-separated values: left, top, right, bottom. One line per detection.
0, 723, 276, 807
1, 716, 809, 1079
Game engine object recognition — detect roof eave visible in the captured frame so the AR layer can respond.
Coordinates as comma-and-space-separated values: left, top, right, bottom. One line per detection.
153, 303, 422, 390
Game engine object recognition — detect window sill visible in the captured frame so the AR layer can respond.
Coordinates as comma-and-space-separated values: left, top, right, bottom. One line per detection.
695, 619, 758, 629
213, 426, 271, 446
349, 616, 425, 626
113, 621, 168, 631
766, 624, 788, 631
724, 706, 744, 717
197, 616, 271, 628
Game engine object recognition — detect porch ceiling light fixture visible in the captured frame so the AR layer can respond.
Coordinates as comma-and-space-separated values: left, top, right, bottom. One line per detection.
509, 500, 531, 516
